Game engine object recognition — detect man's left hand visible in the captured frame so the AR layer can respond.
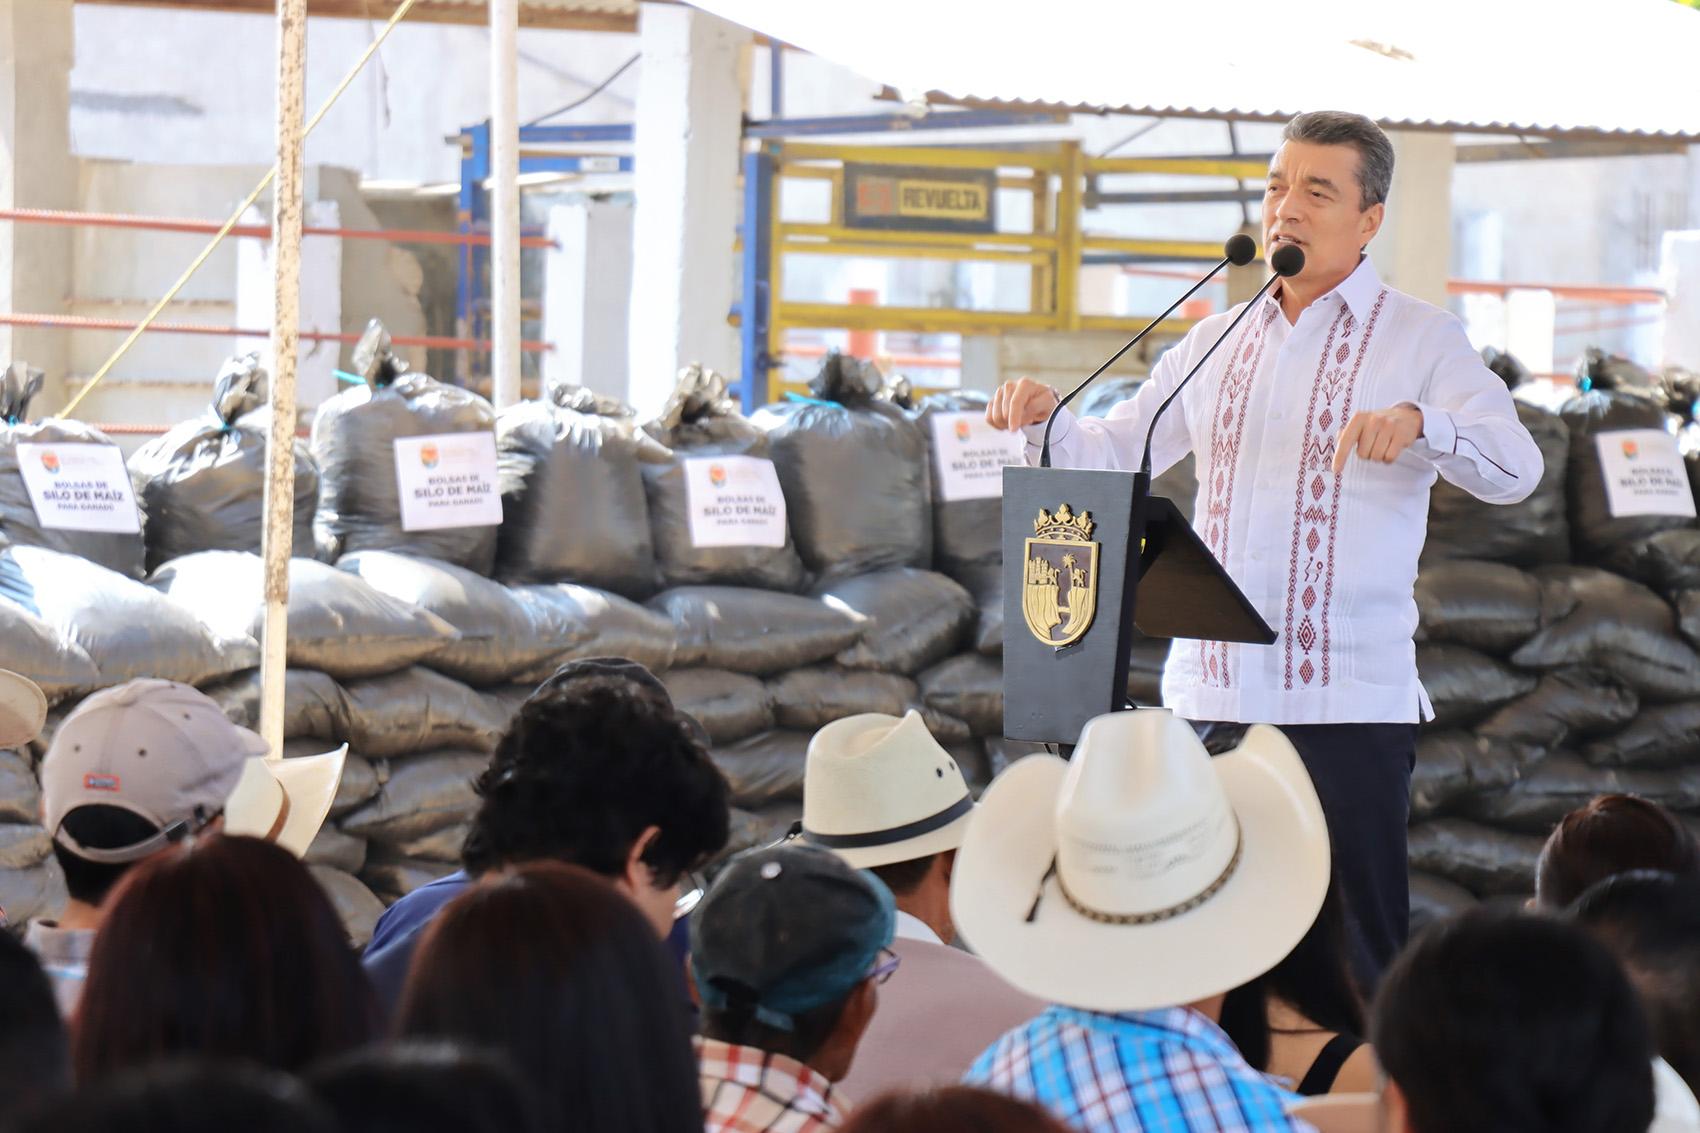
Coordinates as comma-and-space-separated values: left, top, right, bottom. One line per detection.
1332, 406, 1423, 474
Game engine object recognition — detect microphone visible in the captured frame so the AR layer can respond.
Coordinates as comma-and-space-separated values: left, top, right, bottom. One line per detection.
1038, 233, 1257, 468
1138, 243, 1305, 477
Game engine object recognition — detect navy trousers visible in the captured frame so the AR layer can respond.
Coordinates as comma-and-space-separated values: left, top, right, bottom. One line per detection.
1196, 720, 1417, 993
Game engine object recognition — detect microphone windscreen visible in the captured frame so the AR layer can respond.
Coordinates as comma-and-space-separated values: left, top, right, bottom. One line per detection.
1271, 244, 1306, 277
1224, 233, 1257, 266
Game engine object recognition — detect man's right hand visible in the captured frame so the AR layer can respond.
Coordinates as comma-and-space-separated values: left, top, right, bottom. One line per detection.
986, 378, 1060, 432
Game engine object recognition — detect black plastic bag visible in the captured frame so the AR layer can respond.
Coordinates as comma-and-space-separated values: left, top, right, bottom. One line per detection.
341, 667, 510, 757
338, 749, 487, 845
360, 852, 459, 904
0, 597, 98, 704
0, 862, 65, 927
1405, 818, 1544, 897
1512, 566, 1700, 702
311, 322, 500, 572
309, 865, 386, 947
1424, 402, 1569, 567
919, 653, 1004, 738
1474, 668, 1639, 751
0, 399, 144, 579
1466, 751, 1700, 834
304, 826, 368, 874
1409, 871, 1477, 934
650, 586, 864, 675
1681, 590, 1700, 649
1481, 347, 1531, 391
660, 668, 774, 745
152, 551, 457, 681
338, 550, 581, 687
506, 584, 678, 679
0, 545, 257, 688
1577, 348, 1661, 397
710, 730, 811, 808
815, 568, 973, 675
768, 666, 915, 731
753, 354, 932, 582
204, 668, 352, 743
1581, 702, 1700, 770
914, 390, 1005, 572
1408, 731, 1538, 820
1416, 644, 1537, 729
495, 384, 669, 595
641, 366, 806, 593
128, 354, 319, 573
0, 751, 39, 824
1413, 560, 1543, 655
949, 561, 1004, 657
1562, 389, 1700, 591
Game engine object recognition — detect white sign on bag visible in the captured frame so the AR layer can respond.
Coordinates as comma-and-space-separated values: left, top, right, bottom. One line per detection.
683, 455, 787, 548
930, 411, 1024, 502
393, 432, 503, 531
16, 443, 141, 533
1595, 429, 1697, 519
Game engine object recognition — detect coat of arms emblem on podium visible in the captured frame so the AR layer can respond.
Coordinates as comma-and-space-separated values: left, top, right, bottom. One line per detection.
1023, 503, 1099, 648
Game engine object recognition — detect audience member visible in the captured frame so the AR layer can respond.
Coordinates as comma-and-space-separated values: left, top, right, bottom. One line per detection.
692, 843, 896, 1131
957, 709, 1329, 1132
838, 1086, 1074, 1133
0, 928, 70, 1115
73, 834, 376, 1081
10, 1059, 336, 1133
396, 861, 701, 1133
307, 1040, 543, 1133
1218, 876, 1376, 1094
28, 679, 343, 1014
1373, 908, 1654, 1133
363, 659, 729, 1011
796, 710, 1041, 1100
1534, 793, 1700, 909
1570, 870, 1700, 1117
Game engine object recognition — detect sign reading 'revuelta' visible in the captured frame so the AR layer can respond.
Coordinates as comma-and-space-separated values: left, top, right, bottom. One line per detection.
843, 164, 998, 234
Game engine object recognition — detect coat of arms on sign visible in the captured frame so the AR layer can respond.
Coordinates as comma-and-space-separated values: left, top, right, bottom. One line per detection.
1024, 503, 1099, 649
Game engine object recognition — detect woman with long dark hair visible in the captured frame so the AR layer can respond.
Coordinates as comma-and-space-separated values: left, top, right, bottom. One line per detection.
72, 834, 377, 1081
1217, 877, 1376, 1095
395, 862, 701, 1133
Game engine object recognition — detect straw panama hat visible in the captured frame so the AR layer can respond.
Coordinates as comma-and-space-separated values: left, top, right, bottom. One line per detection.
0, 669, 47, 750
801, 710, 976, 869
951, 707, 1330, 1012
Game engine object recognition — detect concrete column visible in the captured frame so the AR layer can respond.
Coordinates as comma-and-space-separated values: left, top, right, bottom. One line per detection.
1661, 231, 1700, 371
627, 2, 748, 418
542, 200, 634, 400
1379, 131, 1456, 308
0, 0, 75, 412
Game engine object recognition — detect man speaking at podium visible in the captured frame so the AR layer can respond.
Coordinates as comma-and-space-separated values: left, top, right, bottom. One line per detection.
986, 111, 1541, 985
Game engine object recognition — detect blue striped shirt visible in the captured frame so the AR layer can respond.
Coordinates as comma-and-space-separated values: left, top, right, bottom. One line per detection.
966, 1005, 1310, 1133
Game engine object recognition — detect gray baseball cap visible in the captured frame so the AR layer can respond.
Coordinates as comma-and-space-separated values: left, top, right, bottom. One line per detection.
41, 679, 269, 864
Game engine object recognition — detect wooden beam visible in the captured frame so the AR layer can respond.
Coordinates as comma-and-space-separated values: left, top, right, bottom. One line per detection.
76, 0, 638, 33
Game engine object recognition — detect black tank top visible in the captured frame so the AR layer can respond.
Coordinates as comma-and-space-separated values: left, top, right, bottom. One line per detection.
1296, 1032, 1364, 1096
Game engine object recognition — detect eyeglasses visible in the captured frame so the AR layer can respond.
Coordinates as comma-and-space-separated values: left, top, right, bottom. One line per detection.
673, 872, 707, 921
866, 947, 901, 986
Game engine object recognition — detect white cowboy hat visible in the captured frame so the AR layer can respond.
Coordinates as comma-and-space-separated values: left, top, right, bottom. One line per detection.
224, 746, 348, 859
0, 669, 47, 749
800, 710, 975, 869
951, 708, 1329, 1012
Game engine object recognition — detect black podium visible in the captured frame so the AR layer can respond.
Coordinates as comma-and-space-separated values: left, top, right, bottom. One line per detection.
1002, 465, 1275, 745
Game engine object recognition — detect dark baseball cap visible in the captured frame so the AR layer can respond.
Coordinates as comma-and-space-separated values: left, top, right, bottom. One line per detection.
690, 843, 895, 1032
533, 657, 708, 746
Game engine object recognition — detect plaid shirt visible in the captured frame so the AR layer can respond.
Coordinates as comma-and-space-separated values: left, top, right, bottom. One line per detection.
698, 1037, 849, 1133
965, 1005, 1311, 1133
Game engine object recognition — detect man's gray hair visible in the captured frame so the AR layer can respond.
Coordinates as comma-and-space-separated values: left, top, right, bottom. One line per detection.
1282, 111, 1395, 210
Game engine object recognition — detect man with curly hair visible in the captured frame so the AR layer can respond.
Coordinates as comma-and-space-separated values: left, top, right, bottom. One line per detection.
362, 658, 731, 1014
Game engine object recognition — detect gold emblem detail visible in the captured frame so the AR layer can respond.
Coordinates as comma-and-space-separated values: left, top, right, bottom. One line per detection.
1023, 503, 1099, 649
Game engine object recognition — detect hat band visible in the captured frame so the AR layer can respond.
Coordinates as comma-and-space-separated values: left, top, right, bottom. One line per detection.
801, 793, 973, 851
1053, 820, 1243, 926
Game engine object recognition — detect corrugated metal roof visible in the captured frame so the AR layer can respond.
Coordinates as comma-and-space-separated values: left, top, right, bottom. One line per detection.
79, 0, 637, 31
691, 0, 1700, 140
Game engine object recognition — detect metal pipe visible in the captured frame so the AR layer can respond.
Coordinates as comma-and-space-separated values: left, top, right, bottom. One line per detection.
0, 312, 553, 352
0, 207, 557, 248
260, 0, 307, 756
489, 0, 522, 410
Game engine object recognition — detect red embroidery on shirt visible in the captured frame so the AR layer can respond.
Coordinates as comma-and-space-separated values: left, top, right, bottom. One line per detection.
1283, 291, 1388, 690
1197, 303, 1279, 689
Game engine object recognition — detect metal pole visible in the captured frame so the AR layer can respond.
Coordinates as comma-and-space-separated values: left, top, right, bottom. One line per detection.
490, 0, 522, 408
259, 0, 307, 756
